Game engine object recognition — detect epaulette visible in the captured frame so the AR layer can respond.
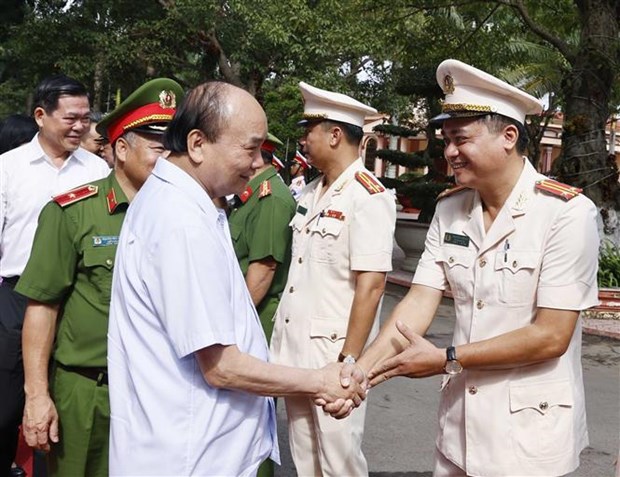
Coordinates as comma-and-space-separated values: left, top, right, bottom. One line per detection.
258, 180, 272, 199
238, 185, 253, 204
535, 179, 582, 201
52, 184, 98, 207
437, 185, 468, 200
355, 171, 385, 195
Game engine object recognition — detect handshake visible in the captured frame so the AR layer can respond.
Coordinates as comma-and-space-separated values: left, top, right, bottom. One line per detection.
312, 362, 368, 419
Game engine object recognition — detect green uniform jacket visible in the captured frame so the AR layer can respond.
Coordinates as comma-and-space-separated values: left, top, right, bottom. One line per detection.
16, 172, 127, 368
228, 166, 296, 340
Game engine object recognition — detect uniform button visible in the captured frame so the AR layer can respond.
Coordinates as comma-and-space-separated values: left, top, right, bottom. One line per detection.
105, 259, 113, 266
285, 318, 290, 324
468, 386, 478, 395
512, 260, 518, 268
322, 228, 326, 234
479, 258, 487, 268
448, 256, 455, 264
539, 401, 548, 411
298, 257, 303, 264
289, 286, 294, 293
305, 228, 310, 234
330, 332, 337, 340
476, 299, 484, 310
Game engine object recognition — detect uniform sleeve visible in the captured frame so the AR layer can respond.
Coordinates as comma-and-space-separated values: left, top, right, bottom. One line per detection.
16, 202, 78, 303
247, 196, 295, 264
349, 191, 396, 271
412, 205, 448, 291
537, 197, 599, 310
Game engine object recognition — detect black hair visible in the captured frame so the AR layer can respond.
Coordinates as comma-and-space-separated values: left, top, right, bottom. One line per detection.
260, 149, 272, 165
163, 82, 230, 153
32, 74, 89, 114
0, 114, 38, 154
479, 114, 529, 155
321, 120, 363, 146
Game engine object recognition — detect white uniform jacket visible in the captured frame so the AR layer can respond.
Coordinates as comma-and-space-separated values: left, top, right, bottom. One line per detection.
271, 159, 396, 368
413, 160, 599, 476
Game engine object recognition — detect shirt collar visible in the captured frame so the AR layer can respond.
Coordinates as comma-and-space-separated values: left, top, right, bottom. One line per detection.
247, 165, 278, 190
106, 172, 130, 214
29, 133, 87, 166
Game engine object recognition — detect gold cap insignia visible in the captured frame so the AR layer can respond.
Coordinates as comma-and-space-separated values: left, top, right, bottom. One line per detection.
443, 75, 455, 95
159, 90, 176, 109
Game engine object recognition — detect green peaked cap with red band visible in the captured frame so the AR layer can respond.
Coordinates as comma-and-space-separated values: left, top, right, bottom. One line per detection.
97, 78, 184, 144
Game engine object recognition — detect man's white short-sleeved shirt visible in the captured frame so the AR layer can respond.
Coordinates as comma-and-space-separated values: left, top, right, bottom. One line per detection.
108, 158, 278, 476
0, 134, 110, 276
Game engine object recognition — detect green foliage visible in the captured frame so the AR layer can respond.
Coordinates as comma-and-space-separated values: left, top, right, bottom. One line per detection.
376, 149, 431, 169
598, 240, 620, 288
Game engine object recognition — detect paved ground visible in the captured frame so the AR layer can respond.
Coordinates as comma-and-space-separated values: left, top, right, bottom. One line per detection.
274, 282, 620, 477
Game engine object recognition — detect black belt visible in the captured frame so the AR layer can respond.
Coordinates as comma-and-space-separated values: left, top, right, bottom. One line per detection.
1, 276, 20, 289
57, 363, 108, 386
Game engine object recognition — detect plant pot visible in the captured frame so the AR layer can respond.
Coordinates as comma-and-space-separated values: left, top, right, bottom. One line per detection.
394, 216, 429, 272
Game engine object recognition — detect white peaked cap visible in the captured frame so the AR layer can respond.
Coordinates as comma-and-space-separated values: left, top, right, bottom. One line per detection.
432, 59, 543, 125
298, 81, 377, 128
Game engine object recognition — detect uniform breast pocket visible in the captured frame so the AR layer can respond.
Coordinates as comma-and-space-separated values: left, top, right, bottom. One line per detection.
83, 247, 116, 303
309, 318, 347, 367
509, 379, 574, 461
495, 250, 540, 306
309, 219, 344, 264
437, 249, 475, 300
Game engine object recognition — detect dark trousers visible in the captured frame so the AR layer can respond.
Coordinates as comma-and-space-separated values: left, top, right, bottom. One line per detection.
0, 279, 27, 477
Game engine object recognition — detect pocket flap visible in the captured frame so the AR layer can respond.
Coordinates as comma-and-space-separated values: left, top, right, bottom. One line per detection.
310, 319, 347, 342
495, 250, 540, 272
509, 379, 573, 415
311, 218, 344, 238
289, 214, 305, 232
437, 249, 475, 269
83, 247, 115, 270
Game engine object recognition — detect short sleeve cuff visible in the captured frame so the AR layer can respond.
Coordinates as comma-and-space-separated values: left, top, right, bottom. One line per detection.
175, 331, 236, 359
14, 282, 64, 304
412, 263, 447, 290
350, 251, 393, 272
537, 281, 599, 310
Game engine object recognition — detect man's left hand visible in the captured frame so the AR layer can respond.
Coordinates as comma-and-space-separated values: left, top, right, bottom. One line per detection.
368, 320, 444, 386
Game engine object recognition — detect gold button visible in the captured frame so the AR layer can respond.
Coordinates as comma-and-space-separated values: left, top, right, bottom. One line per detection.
476, 299, 484, 310
512, 260, 518, 268
105, 259, 113, 266
448, 256, 455, 264
298, 257, 303, 264
468, 386, 478, 395
539, 401, 548, 411
289, 286, 294, 293
330, 332, 337, 340
479, 258, 487, 268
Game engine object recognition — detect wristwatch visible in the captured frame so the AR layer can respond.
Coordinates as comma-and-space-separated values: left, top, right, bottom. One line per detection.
444, 346, 463, 375
338, 353, 356, 364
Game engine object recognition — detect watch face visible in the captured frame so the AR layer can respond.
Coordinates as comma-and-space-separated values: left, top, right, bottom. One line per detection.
343, 355, 356, 365
445, 360, 463, 375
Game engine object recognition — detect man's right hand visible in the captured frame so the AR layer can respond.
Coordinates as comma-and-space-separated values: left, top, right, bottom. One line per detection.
22, 394, 59, 452
312, 363, 367, 419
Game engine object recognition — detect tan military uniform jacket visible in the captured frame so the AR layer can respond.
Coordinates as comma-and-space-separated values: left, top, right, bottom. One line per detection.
413, 160, 599, 476
270, 158, 396, 368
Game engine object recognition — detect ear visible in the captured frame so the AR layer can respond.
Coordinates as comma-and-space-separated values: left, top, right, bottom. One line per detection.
328, 125, 343, 147
502, 124, 519, 152
33, 107, 46, 128
114, 137, 129, 166
187, 129, 206, 165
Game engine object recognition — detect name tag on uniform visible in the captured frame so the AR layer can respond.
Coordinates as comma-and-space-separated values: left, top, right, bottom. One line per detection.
92, 235, 119, 247
296, 205, 308, 216
444, 232, 470, 247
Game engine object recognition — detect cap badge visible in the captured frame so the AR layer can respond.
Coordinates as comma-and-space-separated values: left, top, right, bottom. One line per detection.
443, 74, 455, 94
159, 90, 176, 109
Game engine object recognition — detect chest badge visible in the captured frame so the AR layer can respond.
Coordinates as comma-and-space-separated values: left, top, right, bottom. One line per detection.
444, 232, 470, 247
324, 209, 345, 221
92, 235, 119, 247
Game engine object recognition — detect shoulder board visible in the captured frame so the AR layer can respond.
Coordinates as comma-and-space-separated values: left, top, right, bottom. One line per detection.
258, 180, 272, 199
535, 179, 582, 201
238, 185, 253, 204
355, 171, 385, 195
437, 185, 468, 201
52, 184, 98, 207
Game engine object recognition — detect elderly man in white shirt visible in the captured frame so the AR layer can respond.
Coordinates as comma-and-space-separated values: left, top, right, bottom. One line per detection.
0, 74, 110, 474
108, 81, 366, 477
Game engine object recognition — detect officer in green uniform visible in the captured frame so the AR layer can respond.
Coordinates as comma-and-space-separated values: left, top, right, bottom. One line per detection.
228, 132, 296, 477
15, 78, 183, 477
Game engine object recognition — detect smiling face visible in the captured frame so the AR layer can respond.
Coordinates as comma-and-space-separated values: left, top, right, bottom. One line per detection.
115, 131, 166, 189
441, 116, 510, 189
35, 95, 91, 158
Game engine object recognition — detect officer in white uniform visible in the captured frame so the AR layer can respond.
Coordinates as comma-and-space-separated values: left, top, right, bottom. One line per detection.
351, 60, 599, 476
270, 82, 396, 476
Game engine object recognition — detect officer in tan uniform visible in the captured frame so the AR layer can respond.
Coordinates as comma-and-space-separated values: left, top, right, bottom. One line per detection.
270, 82, 396, 476
349, 60, 599, 476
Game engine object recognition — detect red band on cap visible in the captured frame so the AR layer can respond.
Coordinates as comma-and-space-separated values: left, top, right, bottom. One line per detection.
107, 103, 175, 144
261, 142, 277, 153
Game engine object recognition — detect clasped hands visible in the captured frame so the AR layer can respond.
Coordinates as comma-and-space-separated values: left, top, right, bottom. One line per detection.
316, 320, 445, 418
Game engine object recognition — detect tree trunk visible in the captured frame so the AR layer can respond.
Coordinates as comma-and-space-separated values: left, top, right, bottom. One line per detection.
92, 58, 104, 112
